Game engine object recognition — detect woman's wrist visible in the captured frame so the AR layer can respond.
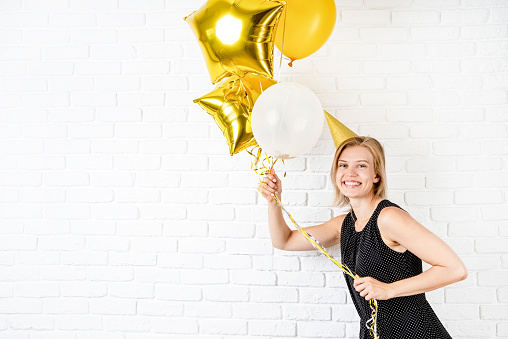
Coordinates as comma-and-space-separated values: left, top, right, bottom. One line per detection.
268, 199, 280, 208
267, 195, 281, 208
386, 281, 400, 299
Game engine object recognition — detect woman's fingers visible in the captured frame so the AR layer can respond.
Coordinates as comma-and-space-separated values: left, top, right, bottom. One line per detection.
353, 277, 391, 301
264, 176, 277, 189
258, 184, 275, 196
354, 277, 372, 298
260, 180, 277, 194
355, 281, 372, 299
258, 180, 276, 198
264, 174, 277, 186
354, 279, 365, 293
353, 277, 365, 288
258, 170, 281, 202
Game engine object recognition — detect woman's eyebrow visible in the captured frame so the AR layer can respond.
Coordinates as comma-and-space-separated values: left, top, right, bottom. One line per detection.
338, 159, 369, 162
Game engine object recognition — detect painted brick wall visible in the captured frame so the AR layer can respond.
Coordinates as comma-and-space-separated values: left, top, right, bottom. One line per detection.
0, 0, 507, 338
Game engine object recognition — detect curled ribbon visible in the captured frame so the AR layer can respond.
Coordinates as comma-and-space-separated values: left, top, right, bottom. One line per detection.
247, 146, 286, 177
252, 151, 380, 339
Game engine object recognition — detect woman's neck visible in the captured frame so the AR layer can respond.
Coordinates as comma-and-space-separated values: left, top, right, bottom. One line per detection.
350, 196, 383, 223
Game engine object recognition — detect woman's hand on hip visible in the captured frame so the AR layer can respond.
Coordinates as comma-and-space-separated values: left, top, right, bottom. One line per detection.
353, 276, 394, 301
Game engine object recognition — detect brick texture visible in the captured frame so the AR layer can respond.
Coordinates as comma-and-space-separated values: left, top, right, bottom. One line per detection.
0, 0, 506, 338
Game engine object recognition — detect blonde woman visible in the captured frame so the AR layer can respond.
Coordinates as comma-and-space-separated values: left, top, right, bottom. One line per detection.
258, 136, 467, 338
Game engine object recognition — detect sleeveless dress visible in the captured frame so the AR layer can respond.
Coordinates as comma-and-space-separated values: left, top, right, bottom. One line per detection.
340, 199, 452, 339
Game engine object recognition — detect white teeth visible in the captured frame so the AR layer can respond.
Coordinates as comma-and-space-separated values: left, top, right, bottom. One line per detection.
344, 181, 360, 186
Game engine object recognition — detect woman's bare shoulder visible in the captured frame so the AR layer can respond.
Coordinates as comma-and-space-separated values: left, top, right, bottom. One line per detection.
378, 205, 412, 223
378, 205, 423, 240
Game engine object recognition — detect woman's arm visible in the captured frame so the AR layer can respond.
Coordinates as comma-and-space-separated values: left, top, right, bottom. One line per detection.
258, 170, 343, 251
354, 207, 467, 300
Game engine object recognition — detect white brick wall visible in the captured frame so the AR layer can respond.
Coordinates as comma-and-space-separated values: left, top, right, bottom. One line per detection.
0, 0, 507, 337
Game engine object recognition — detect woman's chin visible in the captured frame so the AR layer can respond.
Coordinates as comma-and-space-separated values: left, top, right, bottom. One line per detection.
341, 191, 372, 200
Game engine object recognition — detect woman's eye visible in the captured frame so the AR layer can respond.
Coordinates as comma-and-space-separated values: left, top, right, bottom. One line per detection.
339, 164, 346, 168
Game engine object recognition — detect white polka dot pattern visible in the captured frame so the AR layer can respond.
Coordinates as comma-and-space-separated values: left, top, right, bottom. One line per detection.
340, 200, 452, 339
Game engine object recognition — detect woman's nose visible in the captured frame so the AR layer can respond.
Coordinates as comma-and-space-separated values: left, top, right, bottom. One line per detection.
345, 168, 358, 176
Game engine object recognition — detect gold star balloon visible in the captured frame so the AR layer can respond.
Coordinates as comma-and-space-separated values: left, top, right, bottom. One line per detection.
184, 0, 285, 84
194, 73, 277, 155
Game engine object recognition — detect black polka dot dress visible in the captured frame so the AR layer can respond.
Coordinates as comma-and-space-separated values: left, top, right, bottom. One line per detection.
340, 200, 452, 339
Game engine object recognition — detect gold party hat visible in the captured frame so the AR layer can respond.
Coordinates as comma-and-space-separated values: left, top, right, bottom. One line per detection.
324, 111, 357, 148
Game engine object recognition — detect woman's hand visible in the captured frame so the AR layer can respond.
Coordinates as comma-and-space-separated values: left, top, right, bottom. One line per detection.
353, 276, 394, 301
257, 169, 282, 204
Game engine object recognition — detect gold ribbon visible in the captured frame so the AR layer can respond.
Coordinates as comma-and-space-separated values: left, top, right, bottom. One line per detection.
247, 146, 286, 177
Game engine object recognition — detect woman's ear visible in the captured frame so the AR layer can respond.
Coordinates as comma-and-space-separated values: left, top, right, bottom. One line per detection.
374, 174, 380, 183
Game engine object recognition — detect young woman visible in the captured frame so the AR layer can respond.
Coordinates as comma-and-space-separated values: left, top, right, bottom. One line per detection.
258, 136, 467, 339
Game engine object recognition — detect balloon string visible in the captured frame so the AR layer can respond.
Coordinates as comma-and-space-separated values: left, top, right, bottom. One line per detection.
276, 1, 288, 83
271, 194, 356, 279
182, 10, 196, 21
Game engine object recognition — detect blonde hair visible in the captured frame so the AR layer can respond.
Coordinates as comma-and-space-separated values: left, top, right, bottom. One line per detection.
330, 136, 388, 207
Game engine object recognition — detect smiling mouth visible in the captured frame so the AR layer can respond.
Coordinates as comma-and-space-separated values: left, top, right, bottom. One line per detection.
343, 181, 361, 188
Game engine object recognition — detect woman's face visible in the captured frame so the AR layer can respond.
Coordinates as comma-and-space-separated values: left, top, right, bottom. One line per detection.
335, 146, 380, 200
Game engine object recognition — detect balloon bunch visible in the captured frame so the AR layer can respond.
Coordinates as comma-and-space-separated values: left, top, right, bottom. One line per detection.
185, 0, 351, 157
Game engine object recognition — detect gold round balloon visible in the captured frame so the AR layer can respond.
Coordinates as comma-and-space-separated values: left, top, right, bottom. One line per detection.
275, 0, 336, 63
194, 74, 277, 155
184, 0, 285, 84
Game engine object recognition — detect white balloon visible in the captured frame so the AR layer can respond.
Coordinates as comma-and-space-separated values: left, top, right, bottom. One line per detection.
251, 82, 324, 159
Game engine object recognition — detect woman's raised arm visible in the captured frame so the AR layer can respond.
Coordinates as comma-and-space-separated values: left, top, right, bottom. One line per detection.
258, 170, 343, 251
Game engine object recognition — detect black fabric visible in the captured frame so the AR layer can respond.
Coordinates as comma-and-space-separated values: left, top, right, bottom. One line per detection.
340, 199, 452, 339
